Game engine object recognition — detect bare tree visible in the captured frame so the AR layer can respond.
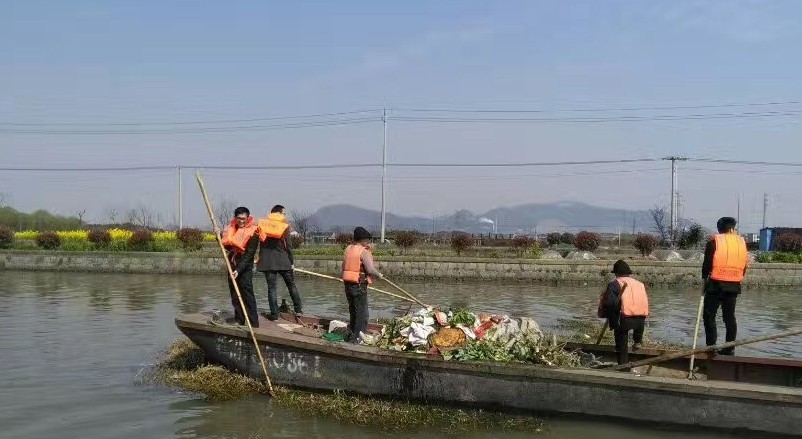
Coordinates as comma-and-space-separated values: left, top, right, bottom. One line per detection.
126, 205, 157, 228
290, 210, 317, 239
76, 209, 86, 227
0, 192, 6, 208
106, 208, 118, 224
214, 196, 237, 228
649, 204, 670, 244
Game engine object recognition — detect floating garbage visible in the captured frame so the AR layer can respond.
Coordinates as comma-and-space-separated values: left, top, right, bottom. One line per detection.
365, 307, 581, 368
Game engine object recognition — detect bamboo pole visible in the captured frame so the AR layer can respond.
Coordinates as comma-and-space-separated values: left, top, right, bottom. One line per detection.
611, 327, 802, 371
293, 267, 418, 304
195, 172, 274, 396
687, 289, 706, 378
595, 323, 608, 345
381, 277, 429, 308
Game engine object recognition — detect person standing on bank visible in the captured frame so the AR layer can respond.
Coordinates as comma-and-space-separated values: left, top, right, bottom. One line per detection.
598, 260, 650, 365
220, 206, 260, 327
702, 217, 748, 355
257, 205, 303, 320
342, 227, 384, 343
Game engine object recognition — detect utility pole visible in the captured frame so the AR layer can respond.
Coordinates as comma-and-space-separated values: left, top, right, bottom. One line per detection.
177, 166, 183, 230
632, 217, 636, 235
763, 193, 768, 229
736, 194, 740, 226
380, 108, 388, 243
663, 156, 688, 245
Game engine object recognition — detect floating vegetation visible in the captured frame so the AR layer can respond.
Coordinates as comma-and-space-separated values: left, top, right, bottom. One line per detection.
145, 339, 545, 434
555, 318, 685, 350
273, 388, 544, 433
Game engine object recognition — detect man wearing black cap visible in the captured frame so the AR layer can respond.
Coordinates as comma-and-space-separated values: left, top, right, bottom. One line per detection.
341, 227, 384, 343
702, 217, 748, 355
598, 260, 650, 365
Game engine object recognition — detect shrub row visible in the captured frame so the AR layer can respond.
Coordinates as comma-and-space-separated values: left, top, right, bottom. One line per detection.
5, 228, 213, 252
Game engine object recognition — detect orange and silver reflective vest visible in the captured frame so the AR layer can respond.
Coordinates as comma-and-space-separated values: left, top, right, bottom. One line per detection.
615, 276, 649, 317
257, 212, 290, 242
342, 244, 372, 284
710, 233, 748, 283
221, 216, 257, 254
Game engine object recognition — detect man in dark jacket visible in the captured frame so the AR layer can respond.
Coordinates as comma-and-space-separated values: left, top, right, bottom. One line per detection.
702, 217, 748, 355
257, 205, 303, 320
219, 206, 260, 327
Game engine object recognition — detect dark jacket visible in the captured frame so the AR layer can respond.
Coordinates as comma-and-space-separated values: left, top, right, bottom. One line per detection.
702, 238, 743, 295
598, 279, 622, 324
256, 230, 294, 272
228, 234, 259, 274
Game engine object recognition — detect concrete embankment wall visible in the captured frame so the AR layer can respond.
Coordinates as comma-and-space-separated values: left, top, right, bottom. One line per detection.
1, 251, 800, 287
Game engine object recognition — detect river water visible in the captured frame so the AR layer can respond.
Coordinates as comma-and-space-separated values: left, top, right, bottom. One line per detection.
1, 271, 800, 439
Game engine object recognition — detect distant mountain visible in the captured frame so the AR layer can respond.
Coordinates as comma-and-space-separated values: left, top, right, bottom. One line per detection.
310, 202, 653, 234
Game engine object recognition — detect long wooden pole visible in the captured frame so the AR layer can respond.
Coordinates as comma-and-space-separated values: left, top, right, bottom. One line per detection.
687, 289, 706, 378
595, 323, 608, 345
382, 277, 429, 308
195, 172, 274, 396
292, 267, 416, 304
612, 327, 802, 371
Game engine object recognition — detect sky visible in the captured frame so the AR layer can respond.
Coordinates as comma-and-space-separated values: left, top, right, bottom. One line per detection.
2, 0, 802, 232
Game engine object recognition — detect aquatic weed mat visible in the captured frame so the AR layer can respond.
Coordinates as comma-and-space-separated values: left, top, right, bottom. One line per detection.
554, 317, 685, 350
145, 338, 545, 434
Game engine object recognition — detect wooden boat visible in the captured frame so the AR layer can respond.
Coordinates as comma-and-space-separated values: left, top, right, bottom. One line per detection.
176, 311, 802, 437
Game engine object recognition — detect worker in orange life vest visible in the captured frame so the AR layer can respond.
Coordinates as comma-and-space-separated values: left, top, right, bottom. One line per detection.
598, 259, 650, 365
219, 206, 260, 327
341, 227, 384, 343
702, 217, 748, 355
256, 205, 303, 320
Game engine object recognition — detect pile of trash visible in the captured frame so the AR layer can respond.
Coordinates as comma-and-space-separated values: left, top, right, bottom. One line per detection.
359, 308, 582, 368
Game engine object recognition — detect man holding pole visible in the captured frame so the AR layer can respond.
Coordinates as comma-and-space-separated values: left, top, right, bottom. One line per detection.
598, 260, 650, 365
701, 217, 748, 355
342, 227, 384, 343
220, 206, 260, 327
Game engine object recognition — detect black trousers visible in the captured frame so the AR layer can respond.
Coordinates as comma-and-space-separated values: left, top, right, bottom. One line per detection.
613, 316, 645, 365
703, 291, 737, 353
345, 282, 369, 342
264, 270, 303, 316
228, 269, 259, 327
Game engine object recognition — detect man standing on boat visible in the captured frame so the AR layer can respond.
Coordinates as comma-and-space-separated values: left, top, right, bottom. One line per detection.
598, 260, 650, 365
702, 217, 748, 355
220, 206, 260, 327
257, 205, 303, 320
342, 227, 384, 343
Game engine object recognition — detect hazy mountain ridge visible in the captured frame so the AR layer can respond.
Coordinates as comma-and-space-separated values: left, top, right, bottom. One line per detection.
310, 202, 653, 234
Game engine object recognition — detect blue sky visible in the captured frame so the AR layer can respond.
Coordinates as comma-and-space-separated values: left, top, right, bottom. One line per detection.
2, 1, 802, 232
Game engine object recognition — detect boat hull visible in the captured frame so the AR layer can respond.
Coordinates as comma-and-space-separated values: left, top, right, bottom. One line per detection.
177, 313, 802, 437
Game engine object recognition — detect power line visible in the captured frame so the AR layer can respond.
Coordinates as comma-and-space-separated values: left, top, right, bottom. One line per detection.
690, 158, 802, 167
391, 158, 662, 167
0, 109, 381, 127
0, 117, 380, 135
391, 110, 802, 124
393, 100, 801, 114
0, 163, 381, 172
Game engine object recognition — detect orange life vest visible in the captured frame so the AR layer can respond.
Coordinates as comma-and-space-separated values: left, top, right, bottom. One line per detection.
342, 244, 372, 284
221, 216, 257, 253
710, 233, 748, 283
616, 276, 649, 317
257, 213, 290, 242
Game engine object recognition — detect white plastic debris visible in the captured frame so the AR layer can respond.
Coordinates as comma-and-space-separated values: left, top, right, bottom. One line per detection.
328, 320, 348, 333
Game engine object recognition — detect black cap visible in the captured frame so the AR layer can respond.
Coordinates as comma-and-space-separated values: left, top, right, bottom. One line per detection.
611, 259, 633, 276
353, 227, 372, 241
